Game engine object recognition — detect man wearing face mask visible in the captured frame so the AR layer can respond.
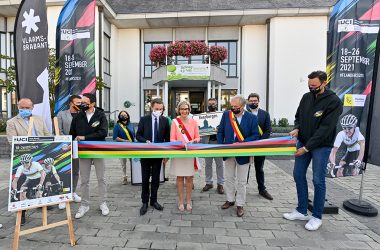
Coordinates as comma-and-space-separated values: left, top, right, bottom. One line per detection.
217, 95, 260, 217
136, 98, 170, 215
246, 93, 273, 200
283, 71, 342, 231
6, 98, 51, 225
56, 95, 82, 208
70, 93, 109, 219
201, 98, 224, 194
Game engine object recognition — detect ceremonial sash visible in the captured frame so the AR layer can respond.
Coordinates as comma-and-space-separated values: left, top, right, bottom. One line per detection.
173, 118, 199, 171
119, 123, 133, 142
258, 126, 263, 136
229, 111, 245, 142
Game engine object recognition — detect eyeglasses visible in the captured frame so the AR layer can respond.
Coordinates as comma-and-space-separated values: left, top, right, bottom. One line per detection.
342, 126, 354, 131
180, 108, 189, 111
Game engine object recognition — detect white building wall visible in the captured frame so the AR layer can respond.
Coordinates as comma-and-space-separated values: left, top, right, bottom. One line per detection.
46, 6, 62, 48
241, 25, 267, 109
113, 29, 141, 123
269, 16, 328, 124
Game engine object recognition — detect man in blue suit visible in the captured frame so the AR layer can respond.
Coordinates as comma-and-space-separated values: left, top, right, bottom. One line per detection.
217, 95, 260, 217
246, 93, 273, 200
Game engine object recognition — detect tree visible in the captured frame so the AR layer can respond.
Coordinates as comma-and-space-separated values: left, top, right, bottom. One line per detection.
0, 54, 17, 93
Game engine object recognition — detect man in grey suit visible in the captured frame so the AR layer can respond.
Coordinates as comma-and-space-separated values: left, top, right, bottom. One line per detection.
57, 95, 82, 207
6, 98, 51, 225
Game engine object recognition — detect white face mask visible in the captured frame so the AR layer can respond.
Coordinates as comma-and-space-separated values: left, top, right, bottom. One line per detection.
152, 111, 162, 117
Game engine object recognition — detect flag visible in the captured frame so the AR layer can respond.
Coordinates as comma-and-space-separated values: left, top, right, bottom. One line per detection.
326, 0, 380, 177
54, 0, 96, 115
14, 0, 52, 131
365, 31, 380, 166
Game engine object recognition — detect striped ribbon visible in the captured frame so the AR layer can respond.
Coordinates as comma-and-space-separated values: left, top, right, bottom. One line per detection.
78, 136, 296, 159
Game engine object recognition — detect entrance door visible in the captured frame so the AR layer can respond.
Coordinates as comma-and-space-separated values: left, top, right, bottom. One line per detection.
169, 88, 206, 118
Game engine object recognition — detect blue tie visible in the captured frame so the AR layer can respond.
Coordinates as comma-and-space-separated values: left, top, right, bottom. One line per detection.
154, 117, 158, 143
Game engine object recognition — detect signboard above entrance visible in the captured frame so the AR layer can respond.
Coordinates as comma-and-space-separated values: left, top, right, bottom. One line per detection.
167, 64, 210, 80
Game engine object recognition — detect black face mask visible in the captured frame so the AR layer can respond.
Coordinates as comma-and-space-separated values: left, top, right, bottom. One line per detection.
208, 105, 217, 112
80, 104, 90, 111
119, 116, 128, 122
248, 103, 258, 110
309, 85, 322, 94
73, 104, 81, 111
231, 108, 241, 115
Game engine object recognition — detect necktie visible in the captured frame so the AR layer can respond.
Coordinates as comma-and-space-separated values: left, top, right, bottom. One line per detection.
154, 117, 158, 143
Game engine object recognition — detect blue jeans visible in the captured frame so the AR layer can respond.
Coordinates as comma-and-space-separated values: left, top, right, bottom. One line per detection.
293, 141, 331, 219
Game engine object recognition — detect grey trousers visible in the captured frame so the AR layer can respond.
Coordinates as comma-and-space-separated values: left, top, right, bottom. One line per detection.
205, 157, 224, 185
79, 158, 107, 206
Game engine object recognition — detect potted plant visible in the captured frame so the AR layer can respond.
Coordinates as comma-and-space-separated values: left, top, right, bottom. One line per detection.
187, 40, 208, 57
208, 45, 228, 64
149, 45, 167, 67
167, 41, 187, 57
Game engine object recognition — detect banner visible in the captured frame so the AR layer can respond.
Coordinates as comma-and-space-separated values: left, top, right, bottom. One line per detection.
14, 0, 52, 132
365, 31, 380, 166
54, 0, 96, 114
167, 64, 210, 80
193, 111, 223, 136
78, 137, 296, 159
8, 136, 72, 212
326, 0, 380, 177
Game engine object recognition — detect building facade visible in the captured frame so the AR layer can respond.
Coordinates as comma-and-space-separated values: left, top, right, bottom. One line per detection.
0, 0, 336, 123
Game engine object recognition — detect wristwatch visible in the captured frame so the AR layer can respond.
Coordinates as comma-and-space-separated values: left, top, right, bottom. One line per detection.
303, 146, 309, 153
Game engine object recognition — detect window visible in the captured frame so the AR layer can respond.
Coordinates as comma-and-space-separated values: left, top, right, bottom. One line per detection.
144, 42, 169, 78
0, 32, 6, 79
103, 87, 110, 112
208, 41, 238, 77
144, 89, 161, 115
215, 89, 238, 111
103, 33, 110, 76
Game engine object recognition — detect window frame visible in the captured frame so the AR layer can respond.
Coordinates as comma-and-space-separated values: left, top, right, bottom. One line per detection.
208, 40, 238, 78
144, 42, 170, 78
103, 33, 111, 76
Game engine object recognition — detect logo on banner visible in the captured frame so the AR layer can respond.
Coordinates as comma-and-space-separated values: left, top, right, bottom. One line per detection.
338, 19, 379, 34
344, 94, 366, 107
22, 9, 40, 34
61, 29, 91, 41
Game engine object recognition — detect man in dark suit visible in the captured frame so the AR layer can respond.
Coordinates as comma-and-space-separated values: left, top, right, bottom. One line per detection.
246, 93, 273, 200
217, 95, 260, 217
136, 98, 170, 215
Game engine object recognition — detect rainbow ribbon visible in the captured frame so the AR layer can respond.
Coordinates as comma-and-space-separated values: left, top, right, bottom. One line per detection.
78, 136, 296, 159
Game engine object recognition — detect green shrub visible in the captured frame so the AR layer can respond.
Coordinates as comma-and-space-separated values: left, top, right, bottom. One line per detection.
278, 118, 289, 127
108, 119, 115, 129
271, 118, 277, 127
0, 119, 7, 132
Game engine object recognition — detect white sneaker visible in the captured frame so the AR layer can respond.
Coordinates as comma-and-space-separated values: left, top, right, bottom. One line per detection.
305, 217, 322, 231
75, 205, 89, 219
100, 202, 109, 216
0, 223, 2, 229
283, 209, 311, 221
58, 203, 66, 210
73, 193, 82, 203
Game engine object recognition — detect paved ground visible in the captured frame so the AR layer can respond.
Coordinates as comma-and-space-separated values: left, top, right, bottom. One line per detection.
0, 157, 380, 250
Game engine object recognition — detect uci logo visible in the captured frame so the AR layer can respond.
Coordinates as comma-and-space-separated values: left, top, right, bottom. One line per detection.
14, 137, 28, 142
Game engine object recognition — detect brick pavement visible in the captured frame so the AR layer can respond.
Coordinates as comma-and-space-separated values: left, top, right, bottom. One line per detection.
0, 157, 379, 249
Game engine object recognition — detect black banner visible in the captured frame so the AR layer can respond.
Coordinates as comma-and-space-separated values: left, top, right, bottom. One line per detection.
14, 0, 51, 130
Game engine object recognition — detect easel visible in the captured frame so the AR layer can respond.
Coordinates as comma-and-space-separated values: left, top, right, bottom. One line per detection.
13, 117, 76, 250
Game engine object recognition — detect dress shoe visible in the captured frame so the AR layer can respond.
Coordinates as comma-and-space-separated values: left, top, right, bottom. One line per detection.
202, 184, 213, 192
221, 201, 235, 209
150, 201, 163, 211
259, 190, 273, 200
140, 203, 148, 215
237, 206, 244, 217
217, 184, 224, 194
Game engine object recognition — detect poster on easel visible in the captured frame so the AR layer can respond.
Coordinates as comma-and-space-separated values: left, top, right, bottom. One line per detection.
193, 112, 223, 136
8, 136, 73, 212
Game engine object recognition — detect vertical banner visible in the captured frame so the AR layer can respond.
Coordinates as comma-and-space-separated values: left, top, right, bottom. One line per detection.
365, 31, 380, 166
14, 0, 52, 131
326, 0, 380, 178
54, 0, 96, 114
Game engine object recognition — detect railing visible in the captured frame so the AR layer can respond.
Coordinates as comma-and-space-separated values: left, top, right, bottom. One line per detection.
104, 109, 119, 136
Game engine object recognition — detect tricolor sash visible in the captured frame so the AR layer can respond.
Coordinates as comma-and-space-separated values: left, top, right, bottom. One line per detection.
258, 126, 263, 137
173, 118, 199, 171
119, 123, 133, 142
229, 111, 245, 142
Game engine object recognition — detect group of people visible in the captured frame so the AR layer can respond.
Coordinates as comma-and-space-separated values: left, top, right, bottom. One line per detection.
4, 70, 345, 232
